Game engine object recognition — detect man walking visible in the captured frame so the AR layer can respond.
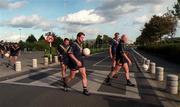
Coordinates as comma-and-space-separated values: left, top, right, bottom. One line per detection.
105, 34, 135, 87
109, 32, 119, 78
57, 38, 70, 85
64, 32, 90, 96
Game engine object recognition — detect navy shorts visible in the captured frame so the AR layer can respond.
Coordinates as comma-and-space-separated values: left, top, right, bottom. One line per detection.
68, 59, 84, 71
10, 52, 18, 56
116, 57, 128, 66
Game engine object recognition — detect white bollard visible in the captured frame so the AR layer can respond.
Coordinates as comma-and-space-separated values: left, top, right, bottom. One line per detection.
32, 59, 37, 68
141, 57, 144, 64
156, 67, 164, 81
15, 61, 21, 72
54, 56, 59, 64
145, 59, 150, 72
146, 60, 150, 66
166, 74, 179, 94
143, 58, 147, 65
150, 62, 156, 74
142, 64, 149, 71
44, 57, 49, 66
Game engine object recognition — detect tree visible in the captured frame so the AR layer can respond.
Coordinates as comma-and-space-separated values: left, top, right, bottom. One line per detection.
52, 36, 63, 48
26, 34, 37, 43
163, 12, 178, 38
35, 40, 49, 51
38, 35, 45, 41
172, 0, 180, 19
103, 35, 111, 44
95, 35, 102, 48
18, 40, 26, 50
95, 35, 102, 43
83, 40, 90, 48
137, 13, 177, 44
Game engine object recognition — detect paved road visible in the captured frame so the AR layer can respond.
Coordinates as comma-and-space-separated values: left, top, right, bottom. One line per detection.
0, 51, 179, 107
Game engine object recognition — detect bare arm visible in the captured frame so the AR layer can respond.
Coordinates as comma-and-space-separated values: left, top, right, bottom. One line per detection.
69, 53, 79, 63
109, 47, 112, 59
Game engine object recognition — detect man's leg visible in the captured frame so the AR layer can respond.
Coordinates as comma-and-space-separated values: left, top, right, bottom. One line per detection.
105, 64, 122, 85
111, 58, 116, 71
112, 59, 120, 78
65, 70, 76, 83
13, 56, 18, 69
61, 64, 66, 79
79, 67, 90, 96
61, 64, 67, 88
123, 63, 135, 87
7, 56, 12, 68
64, 70, 76, 91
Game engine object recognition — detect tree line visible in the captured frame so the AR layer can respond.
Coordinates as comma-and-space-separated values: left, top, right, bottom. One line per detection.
136, 0, 180, 45
18, 33, 112, 51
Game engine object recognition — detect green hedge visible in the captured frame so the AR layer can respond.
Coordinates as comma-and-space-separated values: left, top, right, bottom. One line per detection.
138, 43, 180, 63
44, 47, 57, 58
90, 48, 107, 54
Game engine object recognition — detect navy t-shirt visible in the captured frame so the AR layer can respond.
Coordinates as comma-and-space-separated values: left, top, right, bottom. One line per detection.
10, 46, 20, 56
116, 40, 127, 62
110, 38, 119, 55
57, 44, 70, 64
68, 40, 83, 62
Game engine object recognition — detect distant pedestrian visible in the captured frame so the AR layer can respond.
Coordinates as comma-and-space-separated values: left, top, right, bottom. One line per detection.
8, 43, 21, 69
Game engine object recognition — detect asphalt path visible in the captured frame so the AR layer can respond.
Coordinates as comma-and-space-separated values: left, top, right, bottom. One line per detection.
0, 52, 166, 107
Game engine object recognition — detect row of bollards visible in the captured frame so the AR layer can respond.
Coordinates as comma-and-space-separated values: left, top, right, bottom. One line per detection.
131, 48, 179, 95
15, 55, 59, 72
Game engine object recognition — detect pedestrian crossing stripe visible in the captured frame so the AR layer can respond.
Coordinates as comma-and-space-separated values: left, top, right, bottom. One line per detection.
0, 67, 141, 99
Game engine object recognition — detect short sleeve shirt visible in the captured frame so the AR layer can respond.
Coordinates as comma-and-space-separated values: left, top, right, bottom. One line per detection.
57, 44, 70, 63
68, 40, 83, 61
116, 40, 126, 60
110, 38, 119, 54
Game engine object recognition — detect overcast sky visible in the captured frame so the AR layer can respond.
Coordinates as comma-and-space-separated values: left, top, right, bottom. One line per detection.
0, 0, 179, 42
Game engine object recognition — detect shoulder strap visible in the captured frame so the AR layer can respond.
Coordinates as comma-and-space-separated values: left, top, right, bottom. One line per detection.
60, 45, 70, 53
74, 42, 83, 51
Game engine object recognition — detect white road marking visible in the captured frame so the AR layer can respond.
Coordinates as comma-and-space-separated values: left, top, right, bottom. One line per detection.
1, 68, 54, 83
93, 57, 109, 66
0, 64, 141, 99
72, 69, 141, 99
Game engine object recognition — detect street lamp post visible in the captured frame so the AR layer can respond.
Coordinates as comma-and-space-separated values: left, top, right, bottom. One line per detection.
19, 29, 21, 41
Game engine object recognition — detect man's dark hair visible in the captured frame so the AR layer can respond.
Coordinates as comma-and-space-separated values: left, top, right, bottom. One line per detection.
77, 32, 85, 37
114, 32, 119, 36
64, 38, 69, 41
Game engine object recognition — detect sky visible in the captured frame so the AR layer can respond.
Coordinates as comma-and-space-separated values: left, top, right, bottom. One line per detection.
0, 0, 179, 42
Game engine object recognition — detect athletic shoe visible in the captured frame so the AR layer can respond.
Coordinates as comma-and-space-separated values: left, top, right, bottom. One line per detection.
63, 85, 69, 92
126, 80, 135, 87
83, 90, 90, 96
105, 77, 112, 86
